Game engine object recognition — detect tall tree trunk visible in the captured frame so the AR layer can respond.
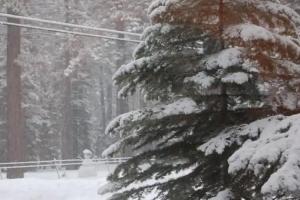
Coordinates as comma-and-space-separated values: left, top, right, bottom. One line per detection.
219, 0, 228, 121
115, 17, 129, 115
96, 65, 107, 155
138, 91, 146, 109
218, 0, 230, 188
6, 8, 25, 178
61, 0, 74, 161
113, 3, 130, 156
99, 66, 107, 131
106, 68, 113, 123
62, 69, 74, 160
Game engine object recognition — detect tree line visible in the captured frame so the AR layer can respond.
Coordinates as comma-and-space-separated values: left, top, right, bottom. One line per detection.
0, 0, 149, 178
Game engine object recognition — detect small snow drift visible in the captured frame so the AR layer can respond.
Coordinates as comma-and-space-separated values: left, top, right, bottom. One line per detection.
78, 149, 97, 178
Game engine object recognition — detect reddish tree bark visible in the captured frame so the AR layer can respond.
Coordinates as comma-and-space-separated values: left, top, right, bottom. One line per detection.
6, 8, 25, 179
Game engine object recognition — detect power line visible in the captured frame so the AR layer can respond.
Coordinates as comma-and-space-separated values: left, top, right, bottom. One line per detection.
0, 21, 142, 43
0, 13, 142, 37
0, 31, 71, 39
1, 29, 116, 40
0, 157, 131, 166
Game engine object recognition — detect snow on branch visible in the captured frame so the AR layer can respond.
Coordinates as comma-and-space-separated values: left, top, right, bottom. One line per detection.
198, 115, 284, 156
221, 72, 249, 85
224, 24, 300, 59
199, 114, 300, 195
99, 163, 199, 198
184, 72, 215, 90
228, 114, 300, 195
148, 0, 182, 19
113, 57, 150, 81
257, 1, 300, 27
64, 49, 86, 77
203, 48, 245, 70
198, 125, 246, 156
105, 98, 203, 137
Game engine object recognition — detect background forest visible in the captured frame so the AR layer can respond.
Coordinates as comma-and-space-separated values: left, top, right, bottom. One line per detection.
0, 0, 149, 162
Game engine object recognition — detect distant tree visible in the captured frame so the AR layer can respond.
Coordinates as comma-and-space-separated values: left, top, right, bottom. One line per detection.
100, 0, 300, 199
20, 0, 66, 161
84, 0, 149, 155
20, 36, 62, 161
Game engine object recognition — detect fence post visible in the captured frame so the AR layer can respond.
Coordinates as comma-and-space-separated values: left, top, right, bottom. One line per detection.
53, 159, 61, 179
0, 168, 3, 179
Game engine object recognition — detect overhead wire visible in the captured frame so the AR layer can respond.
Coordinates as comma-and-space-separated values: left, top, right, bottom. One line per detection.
0, 21, 142, 43
0, 12, 142, 37
0, 157, 131, 166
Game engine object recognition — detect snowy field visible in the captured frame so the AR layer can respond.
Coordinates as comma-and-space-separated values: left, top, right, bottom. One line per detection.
0, 167, 113, 200
0, 178, 105, 200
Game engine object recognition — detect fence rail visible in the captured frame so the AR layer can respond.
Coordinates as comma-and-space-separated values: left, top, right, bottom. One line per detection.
0, 158, 130, 179
0, 157, 130, 168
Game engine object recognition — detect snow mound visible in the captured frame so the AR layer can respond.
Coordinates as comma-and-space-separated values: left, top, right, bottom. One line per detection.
78, 159, 97, 178
0, 178, 104, 200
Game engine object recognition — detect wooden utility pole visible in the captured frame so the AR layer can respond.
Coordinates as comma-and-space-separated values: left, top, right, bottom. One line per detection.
6, 8, 25, 178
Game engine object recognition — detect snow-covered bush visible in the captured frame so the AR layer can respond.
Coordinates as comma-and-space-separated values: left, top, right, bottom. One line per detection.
100, 0, 300, 199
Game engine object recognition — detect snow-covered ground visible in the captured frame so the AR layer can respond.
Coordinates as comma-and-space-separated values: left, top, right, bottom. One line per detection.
0, 169, 113, 200
0, 163, 159, 200
0, 178, 104, 200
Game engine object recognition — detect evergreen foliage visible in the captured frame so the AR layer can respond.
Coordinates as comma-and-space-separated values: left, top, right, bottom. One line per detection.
101, 0, 300, 199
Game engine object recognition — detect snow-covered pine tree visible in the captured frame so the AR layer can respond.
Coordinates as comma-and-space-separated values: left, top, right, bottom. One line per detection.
100, 0, 300, 199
